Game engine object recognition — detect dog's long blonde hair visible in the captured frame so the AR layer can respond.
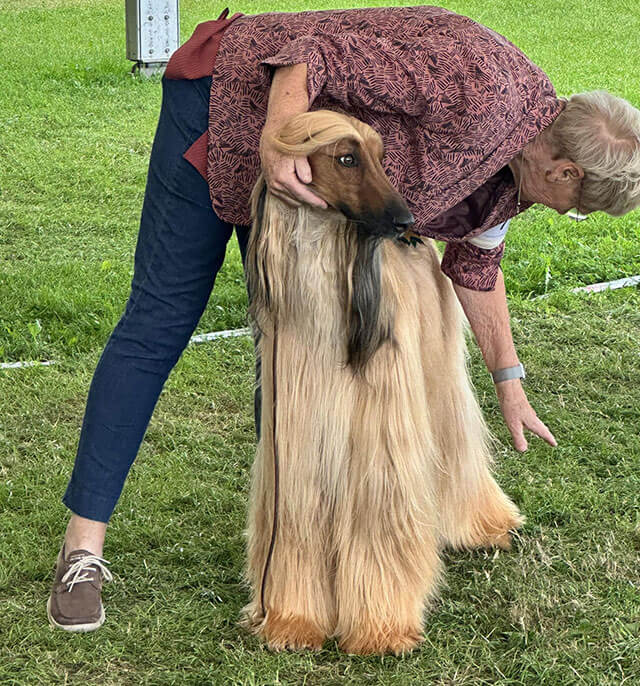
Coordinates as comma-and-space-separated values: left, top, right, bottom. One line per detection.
243, 111, 523, 655
248, 111, 401, 370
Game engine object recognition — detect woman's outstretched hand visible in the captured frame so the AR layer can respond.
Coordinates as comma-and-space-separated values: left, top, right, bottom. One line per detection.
496, 379, 557, 452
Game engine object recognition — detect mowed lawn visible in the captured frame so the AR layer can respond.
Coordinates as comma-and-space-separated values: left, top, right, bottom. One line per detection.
0, 0, 639, 684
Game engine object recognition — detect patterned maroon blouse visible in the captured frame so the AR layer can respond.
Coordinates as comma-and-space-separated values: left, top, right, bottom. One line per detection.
167, 6, 564, 291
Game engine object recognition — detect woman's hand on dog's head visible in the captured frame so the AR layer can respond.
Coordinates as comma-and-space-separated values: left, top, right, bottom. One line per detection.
260, 129, 328, 210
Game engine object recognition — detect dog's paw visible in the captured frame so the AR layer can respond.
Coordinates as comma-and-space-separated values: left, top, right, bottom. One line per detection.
446, 508, 524, 553
479, 528, 514, 550
339, 626, 423, 656
472, 512, 524, 551
260, 612, 326, 652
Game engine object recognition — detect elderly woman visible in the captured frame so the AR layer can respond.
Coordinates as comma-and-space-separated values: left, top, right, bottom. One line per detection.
48, 6, 640, 632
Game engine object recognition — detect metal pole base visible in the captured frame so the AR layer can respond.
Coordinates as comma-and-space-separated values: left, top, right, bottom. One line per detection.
130, 61, 167, 78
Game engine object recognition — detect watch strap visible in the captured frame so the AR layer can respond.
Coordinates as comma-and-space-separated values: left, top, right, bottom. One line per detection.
491, 363, 525, 384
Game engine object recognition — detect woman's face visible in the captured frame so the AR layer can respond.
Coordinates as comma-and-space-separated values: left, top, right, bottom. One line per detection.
510, 139, 584, 215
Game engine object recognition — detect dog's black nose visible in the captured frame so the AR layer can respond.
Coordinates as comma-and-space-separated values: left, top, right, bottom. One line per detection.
392, 211, 415, 230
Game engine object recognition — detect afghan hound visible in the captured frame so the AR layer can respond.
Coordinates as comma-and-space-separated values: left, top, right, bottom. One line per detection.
242, 110, 523, 655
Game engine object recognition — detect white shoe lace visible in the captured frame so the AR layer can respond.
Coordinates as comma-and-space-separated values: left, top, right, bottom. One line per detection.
61, 555, 113, 593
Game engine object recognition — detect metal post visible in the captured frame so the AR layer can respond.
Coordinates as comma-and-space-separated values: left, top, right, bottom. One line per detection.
125, 0, 179, 77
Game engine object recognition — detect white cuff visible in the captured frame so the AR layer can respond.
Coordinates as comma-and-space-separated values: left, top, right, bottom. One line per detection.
467, 219, 511, 250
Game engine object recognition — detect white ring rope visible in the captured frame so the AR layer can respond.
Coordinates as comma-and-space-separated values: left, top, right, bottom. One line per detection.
188, 327, 251, 343
0, 360, 56, 370
1, 277, 637, 370
0, 328, 252, 370
535, 274, 640, 299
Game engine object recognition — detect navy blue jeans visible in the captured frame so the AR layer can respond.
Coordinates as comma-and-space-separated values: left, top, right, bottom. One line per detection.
63, 76, 250, 523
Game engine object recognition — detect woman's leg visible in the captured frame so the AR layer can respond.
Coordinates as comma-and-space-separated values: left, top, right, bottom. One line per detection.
50, 74, 253, 632
62, 75, 246, 538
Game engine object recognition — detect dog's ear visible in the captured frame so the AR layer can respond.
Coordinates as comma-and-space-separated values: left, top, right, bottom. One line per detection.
348, 233, 393, 372
255, 180, 267, 232
247, 180, 271, 323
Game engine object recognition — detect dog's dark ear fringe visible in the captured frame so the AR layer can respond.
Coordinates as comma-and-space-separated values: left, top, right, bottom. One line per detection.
247, 182, 270, 329
348, 234, 393, 372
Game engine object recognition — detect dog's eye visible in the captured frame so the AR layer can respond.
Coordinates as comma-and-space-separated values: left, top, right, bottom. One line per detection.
338, 154, 358, 168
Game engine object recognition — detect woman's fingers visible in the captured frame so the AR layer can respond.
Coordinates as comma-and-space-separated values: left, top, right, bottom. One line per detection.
524, 415, 558, 447
499, 384, 557, 451
270, 189, 301, 207
279, 159, 327, 208
264, 149, 327, 208
281, 176, 327, 208
508, 421, 528, 453
294, 156, 312, 184
506, 410, 557, 452
270, 178, 317, 207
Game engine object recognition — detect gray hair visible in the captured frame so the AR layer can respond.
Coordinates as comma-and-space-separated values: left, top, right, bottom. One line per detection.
550, 91, 640, 216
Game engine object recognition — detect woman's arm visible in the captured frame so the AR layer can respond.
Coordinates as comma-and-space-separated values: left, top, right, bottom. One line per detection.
262, 66, 555, 454
259, 64, 326, 209
453, 269, 557, 452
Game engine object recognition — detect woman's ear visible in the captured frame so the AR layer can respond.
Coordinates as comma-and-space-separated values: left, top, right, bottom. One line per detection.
549, 159, 584, 184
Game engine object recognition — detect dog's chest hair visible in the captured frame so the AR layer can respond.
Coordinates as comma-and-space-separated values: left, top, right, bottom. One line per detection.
288, 217, 354, 339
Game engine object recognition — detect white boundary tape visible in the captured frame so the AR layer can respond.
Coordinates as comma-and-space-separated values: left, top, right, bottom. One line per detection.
0, 360, 56, 370
0, 328, 252, 371
189, 327, 251, 344
2, 275, 638, 370
570, 274, 640, 295
535, 274, 640, 299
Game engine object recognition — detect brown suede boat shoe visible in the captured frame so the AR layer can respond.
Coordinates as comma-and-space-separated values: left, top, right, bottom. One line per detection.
47, 546, 112, 632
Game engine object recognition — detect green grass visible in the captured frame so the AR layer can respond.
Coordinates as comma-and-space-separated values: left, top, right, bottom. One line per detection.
0, 0, 639, 361
0, 0, 639, 684
1, 292, 639, 684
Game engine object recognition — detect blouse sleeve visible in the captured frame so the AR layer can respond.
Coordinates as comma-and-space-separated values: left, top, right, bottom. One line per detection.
261, 34, 434, 116
440, 240, 505, 291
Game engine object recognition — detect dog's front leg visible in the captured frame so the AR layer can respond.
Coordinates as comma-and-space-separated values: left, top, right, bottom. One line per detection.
332, 380, 443, 656
242, 331, 337, 651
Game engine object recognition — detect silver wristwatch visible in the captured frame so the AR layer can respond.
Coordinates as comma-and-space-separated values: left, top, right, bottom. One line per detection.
491, 363, 525, 384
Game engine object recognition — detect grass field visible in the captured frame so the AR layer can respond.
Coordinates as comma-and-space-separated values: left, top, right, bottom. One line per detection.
0, 0, 639, 684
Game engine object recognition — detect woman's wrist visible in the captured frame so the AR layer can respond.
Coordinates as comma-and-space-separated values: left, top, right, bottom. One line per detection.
485, 346, 519, 372
495, 377, 525, 398
491, 362, 525, 384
